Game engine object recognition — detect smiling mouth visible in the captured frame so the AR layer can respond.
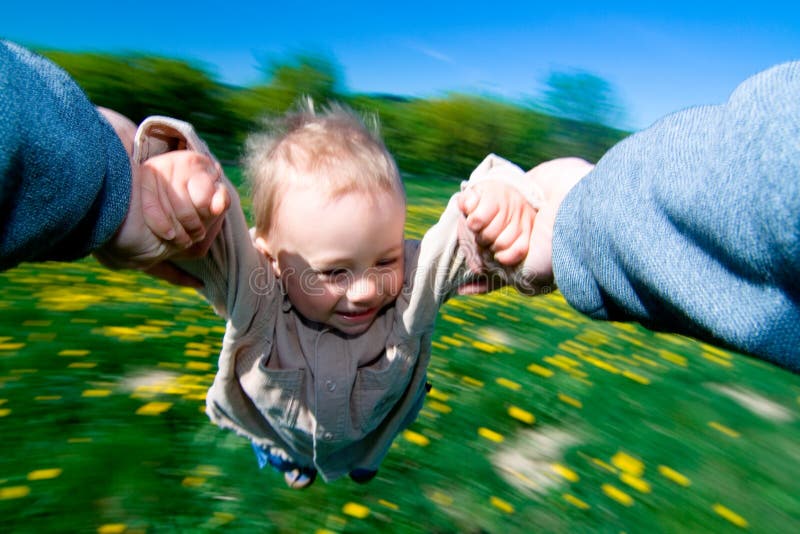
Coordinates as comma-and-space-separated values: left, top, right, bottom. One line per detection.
336, 308, 377, 321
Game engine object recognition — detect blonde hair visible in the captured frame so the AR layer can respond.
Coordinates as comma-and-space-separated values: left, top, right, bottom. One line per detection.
244, 98, 404, 236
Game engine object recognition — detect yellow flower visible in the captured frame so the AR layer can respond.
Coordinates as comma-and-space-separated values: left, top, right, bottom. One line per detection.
27, 468, 62, 480
403, 430, 430, 446
507, 406, 535, 424
490, 496, 514, 514
611, 451, 645, 477
551, 463, 580, 482
602, 484, 634, 507
658, 465, 691, 487
478, 427, 504, 443
713, 504, 748, 528
342, 502, 370, 519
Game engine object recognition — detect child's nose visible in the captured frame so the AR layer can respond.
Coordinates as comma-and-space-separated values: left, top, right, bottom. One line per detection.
346, 275, 379, 304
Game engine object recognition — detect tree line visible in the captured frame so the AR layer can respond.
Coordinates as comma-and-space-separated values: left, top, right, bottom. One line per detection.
43, 50, 629, 179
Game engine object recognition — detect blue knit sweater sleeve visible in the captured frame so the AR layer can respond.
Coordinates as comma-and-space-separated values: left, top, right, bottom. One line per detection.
0, 41, 131, 269
552, 62, 800, 371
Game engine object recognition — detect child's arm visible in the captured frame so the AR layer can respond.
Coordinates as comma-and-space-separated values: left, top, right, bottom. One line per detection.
128, 116, 276, 322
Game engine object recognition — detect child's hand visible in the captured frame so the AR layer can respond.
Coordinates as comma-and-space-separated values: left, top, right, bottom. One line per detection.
458, 181, 535, 266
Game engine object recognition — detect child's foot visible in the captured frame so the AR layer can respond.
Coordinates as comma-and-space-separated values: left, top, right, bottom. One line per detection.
349, 468, 378, 484
284, 467, 317, 489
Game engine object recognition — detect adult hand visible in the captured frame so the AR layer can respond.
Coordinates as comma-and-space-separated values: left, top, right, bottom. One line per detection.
94, 108, 230, 285
457, 157, 594, 295
520, 157, 594, 291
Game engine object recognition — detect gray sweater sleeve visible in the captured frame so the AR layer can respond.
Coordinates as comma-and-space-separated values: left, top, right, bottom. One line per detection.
552, 61, 800, 371
0, 41, 131, 270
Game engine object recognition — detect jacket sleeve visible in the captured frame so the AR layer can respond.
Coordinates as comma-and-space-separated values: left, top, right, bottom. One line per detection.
0, 41, 131, 270
552, 61, 800, 371
131, 116, 275, 323
400, 154, 544, 335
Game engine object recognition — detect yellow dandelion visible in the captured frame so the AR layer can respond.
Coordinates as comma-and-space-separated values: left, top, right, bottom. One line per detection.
472, 341, 498, 353
563, 493, 590, 510
441, 314, 466, 325
558, 393, 582, 408
0, 485, 30, 500
431, 340, 448, 351
527, 363, 555, 377
136, 402, 173, 416
403, 430, 430, 447
68, 362, 97, 369
462, 376, 484, 388
620, 473, 651, 493
507, 405, 535, 424
0, 409, 10, 417
439, 335, 463, 347
478, 427, 504, 443
490, 496, 514, 514
708, 421, 740, 438
658, 465, 691, 487
496, 377, 521, 391
428, 491, 454, 506
611, 452, 645, 477
713, 503, 749, 528
27, 468, 62, 481
592, 458, 617, 473
602, 484, 634, 507
181, 476, 205, 487
622, 370, 651, 385
702, 352, 733, 367
428, 401, 452, 414
82, 389, 112, 398
34, 396, 62, 401
97, 524, 126, 534
427, 388, 450, 402
342, 502, 370, 519
658, 350, 688, 367
186, 361, 212, 371
58, 349, 89, 357
551, 463, 580, 482
0, 343, 26, 351
378, 499, 399, 510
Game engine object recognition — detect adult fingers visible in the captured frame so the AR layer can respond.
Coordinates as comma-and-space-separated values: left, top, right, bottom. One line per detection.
138, 163, 178, 241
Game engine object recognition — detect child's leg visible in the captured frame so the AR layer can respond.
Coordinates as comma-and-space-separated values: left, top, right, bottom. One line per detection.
250, 443, 317, 489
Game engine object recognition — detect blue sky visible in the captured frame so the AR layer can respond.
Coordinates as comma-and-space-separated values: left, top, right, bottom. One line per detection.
3, 1, 799, 129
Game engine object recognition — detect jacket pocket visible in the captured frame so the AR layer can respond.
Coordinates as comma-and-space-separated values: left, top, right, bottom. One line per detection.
249, 358, 304, 430
353, 354, 411, 434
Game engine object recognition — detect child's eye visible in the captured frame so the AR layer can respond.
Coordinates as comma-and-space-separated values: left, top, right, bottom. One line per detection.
318, 268, 349, 279
376, 258, 397, 268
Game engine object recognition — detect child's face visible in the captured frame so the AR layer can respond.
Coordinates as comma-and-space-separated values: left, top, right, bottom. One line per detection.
256, 186, 406, 336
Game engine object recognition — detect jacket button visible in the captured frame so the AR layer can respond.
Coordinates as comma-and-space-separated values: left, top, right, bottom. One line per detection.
323, 432, 334, 441
325, 380, 336, 392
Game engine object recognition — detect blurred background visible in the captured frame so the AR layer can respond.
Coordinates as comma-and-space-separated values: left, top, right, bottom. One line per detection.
2, 2, 800, 533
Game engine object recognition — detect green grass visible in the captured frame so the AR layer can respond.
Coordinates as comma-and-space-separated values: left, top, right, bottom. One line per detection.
1, 175, 799, 533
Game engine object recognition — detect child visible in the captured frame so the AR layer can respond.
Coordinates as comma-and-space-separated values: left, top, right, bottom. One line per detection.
132, 101, 544, 488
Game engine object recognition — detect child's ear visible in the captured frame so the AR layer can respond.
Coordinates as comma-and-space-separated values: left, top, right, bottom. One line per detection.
254, 236, 281, 276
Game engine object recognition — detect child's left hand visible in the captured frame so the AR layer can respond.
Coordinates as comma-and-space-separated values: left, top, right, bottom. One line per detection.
457, 181, 536, 267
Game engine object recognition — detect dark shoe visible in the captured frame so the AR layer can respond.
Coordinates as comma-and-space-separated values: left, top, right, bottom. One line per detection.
349, 468, 378, 484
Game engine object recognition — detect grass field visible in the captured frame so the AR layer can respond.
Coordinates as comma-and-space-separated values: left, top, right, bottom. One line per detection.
1, 174, 799, 533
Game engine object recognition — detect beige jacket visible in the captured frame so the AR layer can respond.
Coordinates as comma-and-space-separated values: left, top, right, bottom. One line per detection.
134, 116, 541, 481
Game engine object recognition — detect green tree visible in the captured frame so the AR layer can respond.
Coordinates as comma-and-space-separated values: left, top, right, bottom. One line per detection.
540, 69, 626, 128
